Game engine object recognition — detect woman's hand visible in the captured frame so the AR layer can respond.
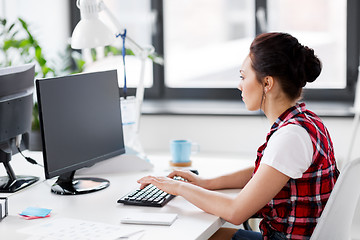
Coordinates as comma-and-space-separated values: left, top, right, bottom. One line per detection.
137, 176, 185, 195
167, 170, 208, 188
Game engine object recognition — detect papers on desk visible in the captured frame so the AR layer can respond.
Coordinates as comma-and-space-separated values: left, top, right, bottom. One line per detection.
19, 218, 143, 240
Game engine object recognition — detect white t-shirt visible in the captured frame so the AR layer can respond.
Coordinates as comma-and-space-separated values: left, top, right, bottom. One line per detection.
261, 124, 313, 179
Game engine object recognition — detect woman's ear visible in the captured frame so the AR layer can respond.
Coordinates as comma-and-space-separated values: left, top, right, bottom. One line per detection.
263, 76, 274, 93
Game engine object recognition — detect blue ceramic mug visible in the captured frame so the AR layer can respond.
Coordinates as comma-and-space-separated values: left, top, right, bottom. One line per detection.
170, 140, 199, 163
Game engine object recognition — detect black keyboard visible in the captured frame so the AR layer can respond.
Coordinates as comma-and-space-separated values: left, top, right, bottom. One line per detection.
118, 171, 198, 207
117, 183, 175, 207
118, 175, 191, 207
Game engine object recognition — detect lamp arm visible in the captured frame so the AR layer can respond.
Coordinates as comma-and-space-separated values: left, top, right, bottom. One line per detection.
98, 0, 154, 58
97, 0, 152, 134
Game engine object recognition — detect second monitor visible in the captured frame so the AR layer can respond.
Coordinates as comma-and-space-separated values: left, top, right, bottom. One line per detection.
36, 70, 125, 195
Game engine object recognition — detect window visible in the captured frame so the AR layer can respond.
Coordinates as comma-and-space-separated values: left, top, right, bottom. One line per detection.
3, 0, 358, 105
267, 0, 347, 89
163, 0, 255, 89
150, 0, 360, 102
0, 0, 69, 74
68, 0, 359, 103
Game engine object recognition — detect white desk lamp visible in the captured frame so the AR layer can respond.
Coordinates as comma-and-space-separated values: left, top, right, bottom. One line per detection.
71, 0, 156, 173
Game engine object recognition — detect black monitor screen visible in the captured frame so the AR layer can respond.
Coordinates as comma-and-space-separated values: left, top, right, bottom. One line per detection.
0, 63, 39, 193
36, 70, 125, 194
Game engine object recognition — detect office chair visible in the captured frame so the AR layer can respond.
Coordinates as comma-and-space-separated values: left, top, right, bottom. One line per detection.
243, 158, 360, 239
310, 158, 360, 240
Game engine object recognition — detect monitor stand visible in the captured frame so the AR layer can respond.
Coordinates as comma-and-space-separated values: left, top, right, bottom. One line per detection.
76, 147, 153, 175
51, 171, 110, 195
0, 146, 39, 193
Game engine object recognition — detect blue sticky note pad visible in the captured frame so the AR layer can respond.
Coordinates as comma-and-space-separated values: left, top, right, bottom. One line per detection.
20, 207, 52, 217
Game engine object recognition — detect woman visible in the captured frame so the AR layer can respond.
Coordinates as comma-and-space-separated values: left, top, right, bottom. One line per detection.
138, 32, 339, 240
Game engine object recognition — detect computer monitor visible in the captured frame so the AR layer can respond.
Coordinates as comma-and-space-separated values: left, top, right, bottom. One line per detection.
0, 63, 39, 193
36, 70, 125, 195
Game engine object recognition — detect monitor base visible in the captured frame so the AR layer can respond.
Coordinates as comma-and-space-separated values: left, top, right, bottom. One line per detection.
76, 147, 153, 175
0, 175, 39, 193
51, 177, 110, 195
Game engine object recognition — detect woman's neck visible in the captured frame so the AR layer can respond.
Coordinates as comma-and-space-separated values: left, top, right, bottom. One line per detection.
263, 95, 297, 126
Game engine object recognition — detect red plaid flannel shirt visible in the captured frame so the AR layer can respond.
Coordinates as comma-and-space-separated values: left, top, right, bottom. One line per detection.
254, 103, 339, 240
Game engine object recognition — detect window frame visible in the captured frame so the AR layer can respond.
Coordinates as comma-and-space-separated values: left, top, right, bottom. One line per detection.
69, 0, 360, 103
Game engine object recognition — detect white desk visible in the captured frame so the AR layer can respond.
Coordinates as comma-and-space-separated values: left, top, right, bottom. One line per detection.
0, 151, 253, 240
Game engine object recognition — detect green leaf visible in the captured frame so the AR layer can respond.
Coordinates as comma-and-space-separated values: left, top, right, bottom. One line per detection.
8, 23, 15, 32
18, 18, 35, 44
74, 59, 86, 73
18, 18, 28, 29
42, 66, 50, 77
125, 48, 135, 56
0, 18, 6, 26
3, 39, 19, 50
32, 103, 40, 131
90, 48, 97, 61
19, 39, 31, 48
35, 46, 42, 58
105, 46, 121, 56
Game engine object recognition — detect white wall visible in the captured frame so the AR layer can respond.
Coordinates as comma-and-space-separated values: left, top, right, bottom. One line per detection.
139, 115, 357, 169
